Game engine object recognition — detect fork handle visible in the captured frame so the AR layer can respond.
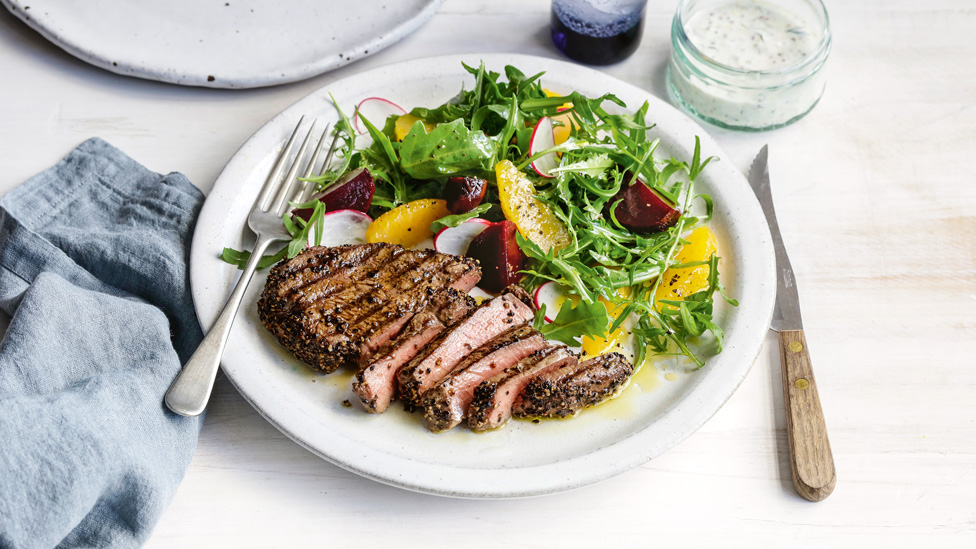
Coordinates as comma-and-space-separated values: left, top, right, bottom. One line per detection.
779, 329, 836, 501
164, 236, 275, 417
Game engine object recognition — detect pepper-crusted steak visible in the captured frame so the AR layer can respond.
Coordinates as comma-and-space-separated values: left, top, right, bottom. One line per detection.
512, 353, 633, 419
467, 345, 578, 431
422, 323, 546, 432
352, 288, 477, 414
396, 286, 535, 411
258, 244, 480, 373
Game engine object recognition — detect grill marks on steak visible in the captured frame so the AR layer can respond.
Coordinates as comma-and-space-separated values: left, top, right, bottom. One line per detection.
422, 323, 546, 432
467, 345, 578, 431
258, 244, 479, 373
396, 288, 535, 411
352, 289, 477, 414
259, 244, 391, 348
347, 252, 480, 360
513, 353, 634, 419
288, 245, 401, 309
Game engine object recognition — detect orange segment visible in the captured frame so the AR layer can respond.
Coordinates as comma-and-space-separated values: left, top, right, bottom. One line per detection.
551, 112, 577, 146
366, 199, 450, 248
495, 160, 572, 253
654, 227, 718, 306
394, 114, 435, 142
543, 89, 576, 145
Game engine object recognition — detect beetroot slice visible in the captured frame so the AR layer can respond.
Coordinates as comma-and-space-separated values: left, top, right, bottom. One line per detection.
293, 167, 374, 221
444, 176, 487, 214
606, 176, 681, 234
465, 220, 527, 293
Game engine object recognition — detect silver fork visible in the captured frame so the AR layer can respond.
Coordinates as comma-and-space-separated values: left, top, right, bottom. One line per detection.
164, 117, 337, 417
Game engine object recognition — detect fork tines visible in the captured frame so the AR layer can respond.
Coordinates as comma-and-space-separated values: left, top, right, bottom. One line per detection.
258, 117, 337, 217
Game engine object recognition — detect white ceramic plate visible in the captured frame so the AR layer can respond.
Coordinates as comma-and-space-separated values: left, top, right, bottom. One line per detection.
2, 0, 443, 88
189, 54, 776, 497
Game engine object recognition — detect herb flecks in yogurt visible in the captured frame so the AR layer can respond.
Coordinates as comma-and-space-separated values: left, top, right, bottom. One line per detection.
685, 1, 817, 71
667, 0, 830, 130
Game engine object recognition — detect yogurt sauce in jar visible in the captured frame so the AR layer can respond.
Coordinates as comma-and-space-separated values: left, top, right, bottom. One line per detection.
667, 0, 831, 131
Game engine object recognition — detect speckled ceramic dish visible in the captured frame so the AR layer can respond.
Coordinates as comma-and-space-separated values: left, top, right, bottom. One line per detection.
2, 0, 443, 88
188, 54, 776, 497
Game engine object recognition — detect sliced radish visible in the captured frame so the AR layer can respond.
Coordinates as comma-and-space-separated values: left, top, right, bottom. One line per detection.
414, 236, 436, 251
432, 218, 491, 256
353, 97, 406, 134
306, 209, 372, 248
533, 280, 570, 323
529, 116, 560, 179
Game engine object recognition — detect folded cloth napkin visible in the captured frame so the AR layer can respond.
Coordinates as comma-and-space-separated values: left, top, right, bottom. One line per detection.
0, 138, 204, 548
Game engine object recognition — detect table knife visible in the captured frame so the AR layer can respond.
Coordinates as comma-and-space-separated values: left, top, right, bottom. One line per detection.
748, 146, 836, 501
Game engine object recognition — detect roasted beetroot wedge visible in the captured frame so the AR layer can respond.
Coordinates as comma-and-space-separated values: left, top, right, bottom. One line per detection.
444, 176, 487, 214
606, 176, 681, 234
294, 167, 374, 220
465, 220, 526, 293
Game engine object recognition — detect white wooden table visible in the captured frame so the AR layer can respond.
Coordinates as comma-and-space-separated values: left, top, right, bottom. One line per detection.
2, 1, 974, 546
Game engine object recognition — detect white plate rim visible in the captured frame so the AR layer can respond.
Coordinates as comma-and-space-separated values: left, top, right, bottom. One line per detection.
189, 53, 776, 498
1, 0, 445, 88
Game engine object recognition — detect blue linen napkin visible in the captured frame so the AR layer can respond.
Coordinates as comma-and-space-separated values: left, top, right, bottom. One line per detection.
0, 138, 204, 548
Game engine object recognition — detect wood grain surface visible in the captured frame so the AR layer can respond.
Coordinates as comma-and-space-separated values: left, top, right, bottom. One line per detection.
1, 0, 974, 547
779, 329, 836, 502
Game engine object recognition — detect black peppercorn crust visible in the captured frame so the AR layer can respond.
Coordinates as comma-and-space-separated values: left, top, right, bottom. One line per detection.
258, 243, 480, 373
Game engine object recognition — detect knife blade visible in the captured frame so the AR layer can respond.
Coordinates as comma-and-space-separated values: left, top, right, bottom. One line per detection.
748, 145, 803, 332
748, 146, 836, 502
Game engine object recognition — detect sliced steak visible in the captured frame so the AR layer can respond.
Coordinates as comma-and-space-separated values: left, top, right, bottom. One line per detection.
467, 345, 578, 431
258, 243, 480, 373
512, 352, 634, 419
352, 289, 477, 414
422, 324, 546, 432
347, 252, 480, 361
396, 287, 535, 411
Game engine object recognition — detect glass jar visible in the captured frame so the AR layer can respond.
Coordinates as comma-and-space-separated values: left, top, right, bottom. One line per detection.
666, 0, 831, 131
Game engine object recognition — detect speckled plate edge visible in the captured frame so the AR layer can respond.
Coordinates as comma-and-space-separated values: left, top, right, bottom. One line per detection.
189, 53, 776, 497
1, 0, 444, 88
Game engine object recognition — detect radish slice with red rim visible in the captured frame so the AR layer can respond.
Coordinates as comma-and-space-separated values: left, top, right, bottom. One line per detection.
432, 218, 491, 256
353, 97, 407, 134
533, 280, 569, 323
529, 116, 559, 179
306, 209, 372, 248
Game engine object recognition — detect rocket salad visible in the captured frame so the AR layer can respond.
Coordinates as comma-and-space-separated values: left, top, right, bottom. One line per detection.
223, 62, 737, 369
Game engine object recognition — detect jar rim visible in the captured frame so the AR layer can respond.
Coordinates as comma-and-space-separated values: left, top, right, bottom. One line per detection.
672, 0, 832, 78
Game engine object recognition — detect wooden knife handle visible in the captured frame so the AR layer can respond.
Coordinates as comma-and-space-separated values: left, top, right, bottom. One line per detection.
779, 330, 836, 501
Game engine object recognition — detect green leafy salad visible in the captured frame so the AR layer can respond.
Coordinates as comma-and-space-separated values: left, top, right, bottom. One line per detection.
224, 62, 737, 369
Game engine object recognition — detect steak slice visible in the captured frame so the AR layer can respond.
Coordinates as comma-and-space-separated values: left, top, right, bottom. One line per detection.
352, 289, 477, 414
467, 345, 578, 431
422, 323, 546, 432
346, 252, 480, 361
512, 353, 634, 419
258, 243, 480, 373
396, 286, 535, 411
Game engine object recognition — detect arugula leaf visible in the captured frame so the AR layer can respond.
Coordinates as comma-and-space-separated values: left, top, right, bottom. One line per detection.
220, 198, 326, 271
539, 298, 610, 346
429, 203, 492, 233
219, 247, 287, 270
532, 303, 547, 331
548, 154, 614, 177
398, 119, 496, 179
